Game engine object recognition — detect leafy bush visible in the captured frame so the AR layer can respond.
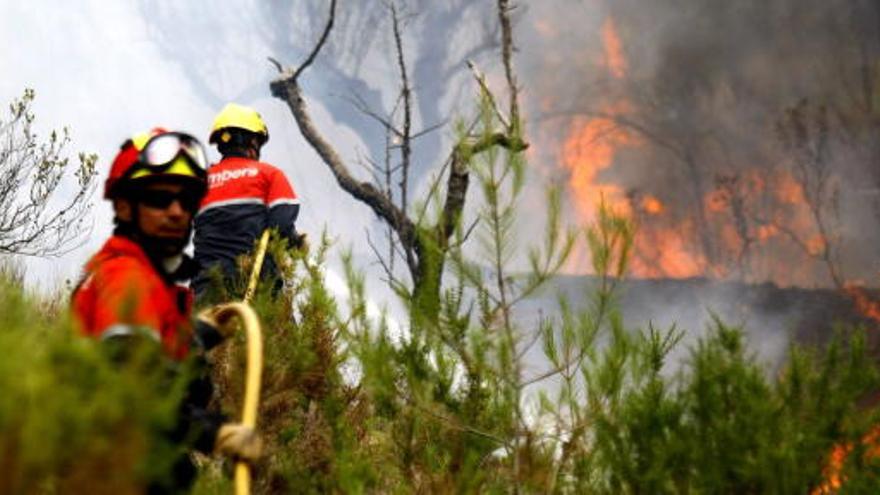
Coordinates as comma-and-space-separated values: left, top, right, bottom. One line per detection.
4, 99, 880, 493
0, 270, 187, 494
188, 97, 880, 494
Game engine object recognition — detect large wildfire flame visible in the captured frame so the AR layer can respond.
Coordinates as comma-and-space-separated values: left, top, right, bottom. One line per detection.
554, 14, 880, 323
562, 17, 705, 278
559, 17, 880, 302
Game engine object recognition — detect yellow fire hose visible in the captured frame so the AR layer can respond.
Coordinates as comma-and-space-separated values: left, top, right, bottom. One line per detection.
214, 301, 262, 495
215, 229, 270, 495
243, 230, 271, 304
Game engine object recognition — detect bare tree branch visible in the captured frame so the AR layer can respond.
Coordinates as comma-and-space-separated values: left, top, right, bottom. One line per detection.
443, 133, 527, 242
291, 0, 337, 81
272, 76, 418, 247
0, 89, 97, 257
497, 0, 520, 127
366, 229, 406, 288
267, 56, 284, 73
271, 0, 528, 312
391, 3, 413, 218
411, 120, 447, 140
344, 93, 402, 139
466, 60, 510, 129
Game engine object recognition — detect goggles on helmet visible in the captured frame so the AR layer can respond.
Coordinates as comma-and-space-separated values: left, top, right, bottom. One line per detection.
126, 132, 208, 180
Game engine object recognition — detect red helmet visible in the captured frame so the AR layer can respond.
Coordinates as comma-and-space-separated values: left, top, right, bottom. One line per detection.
104, 128, 208, 199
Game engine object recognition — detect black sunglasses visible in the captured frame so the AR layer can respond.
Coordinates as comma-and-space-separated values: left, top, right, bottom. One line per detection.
136, 189, 201, 212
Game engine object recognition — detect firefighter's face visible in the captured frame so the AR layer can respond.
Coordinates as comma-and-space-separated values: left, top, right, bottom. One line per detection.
116, 181, 195, 251
135, 182, 194, 240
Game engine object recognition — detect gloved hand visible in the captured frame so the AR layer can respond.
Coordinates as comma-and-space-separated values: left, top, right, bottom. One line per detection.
196, 303, 239, 338
295, 232, 309, 252
214, 423, 263, 463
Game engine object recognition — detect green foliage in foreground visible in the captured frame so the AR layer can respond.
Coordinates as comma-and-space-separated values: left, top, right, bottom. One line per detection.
0, 269, 188, 494
4, 96, 880, 493
191, 93, 880, 493
4, 248, 880, 494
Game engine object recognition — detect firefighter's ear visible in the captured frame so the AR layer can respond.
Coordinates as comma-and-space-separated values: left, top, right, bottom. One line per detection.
114, 198, 133, 222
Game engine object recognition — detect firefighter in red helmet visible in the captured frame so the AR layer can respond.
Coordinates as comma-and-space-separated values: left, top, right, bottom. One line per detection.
71, 128, 261, 491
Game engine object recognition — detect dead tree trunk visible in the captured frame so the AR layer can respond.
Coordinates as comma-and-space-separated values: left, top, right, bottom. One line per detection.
269, 0, 526, 321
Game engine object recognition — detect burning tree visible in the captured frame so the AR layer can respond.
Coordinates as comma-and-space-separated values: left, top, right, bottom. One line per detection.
524, 0, 880, 291
774, 100, 844, 288
245, 1, 880, 492
0, 2, 874, 492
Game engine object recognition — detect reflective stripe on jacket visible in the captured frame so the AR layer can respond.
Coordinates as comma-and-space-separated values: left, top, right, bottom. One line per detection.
193, 156, 299, 288
71, 235, 193, 360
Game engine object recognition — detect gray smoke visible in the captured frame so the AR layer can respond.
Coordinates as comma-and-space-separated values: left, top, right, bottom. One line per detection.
519, 0, 880, 288
2, 1, 874, 358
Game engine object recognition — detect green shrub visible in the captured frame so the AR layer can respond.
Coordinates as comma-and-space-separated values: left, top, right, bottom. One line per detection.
188, 96, 880, 494
0, 272, 187, 493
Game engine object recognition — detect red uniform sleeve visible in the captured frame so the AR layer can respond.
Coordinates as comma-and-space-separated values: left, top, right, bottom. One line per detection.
264, 165, 298, 208
87, 257, 164, 337
262, 164, 301, 243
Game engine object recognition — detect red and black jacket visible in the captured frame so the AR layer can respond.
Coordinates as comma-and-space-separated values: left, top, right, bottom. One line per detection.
71, 234, 226, 482
193, 156, 300, 295
72, 235, 195, 360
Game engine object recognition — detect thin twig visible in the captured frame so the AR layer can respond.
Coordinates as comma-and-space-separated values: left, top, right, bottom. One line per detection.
366, 229, 405, 287
344, 93, 403, 139
446, 218, 481, 250
405, 396, 507, 445
356, 153, 384, 186
412, 120, 448, 140
292, 0, 337, 81
267, 56, 284, 73
466, 59, 510, 129
497, 0, 520, 127
391, 2, 413, 218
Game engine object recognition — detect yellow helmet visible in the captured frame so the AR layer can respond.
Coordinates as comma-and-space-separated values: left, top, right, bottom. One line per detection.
209, 103, 269, 146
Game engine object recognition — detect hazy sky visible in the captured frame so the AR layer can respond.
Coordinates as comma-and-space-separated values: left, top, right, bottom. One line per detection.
1, 0, 828, 377
0, 0, 376, 291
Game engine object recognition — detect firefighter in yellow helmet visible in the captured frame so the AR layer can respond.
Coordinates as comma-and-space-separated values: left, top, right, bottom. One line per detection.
209, 102, 270, 148
193, 103, 303, 300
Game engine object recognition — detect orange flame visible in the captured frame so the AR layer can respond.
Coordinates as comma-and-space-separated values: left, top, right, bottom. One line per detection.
630, 221, 705, 278
562, 16, 708, 278
814, 426, 880, 494
541, 13, 877, 291
641, 195, 664, 215
601, 18, 627, 79
845, 284, 880, 325
562, 112, 634, 221
559, 16, 843, 283
776, 173, 806, 204
561, 16, 633, 222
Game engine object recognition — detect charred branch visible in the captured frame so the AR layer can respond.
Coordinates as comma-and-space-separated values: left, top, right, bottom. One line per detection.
271, 79, 418, 252
497, 0, 520, 127
292, 0, 337, 83
270, 0, 528, 311
775, 99, 845, 288
390, 3, 413, 216
443, 133, 527, 243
